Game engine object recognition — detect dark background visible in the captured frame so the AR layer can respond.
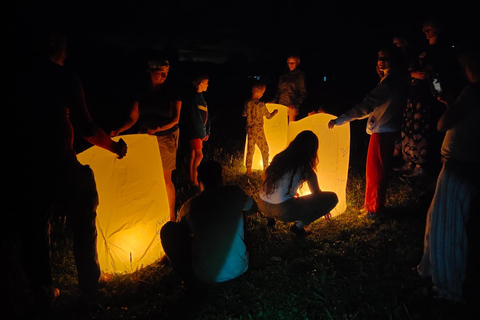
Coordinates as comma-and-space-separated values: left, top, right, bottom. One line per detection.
8, 0, 480, 153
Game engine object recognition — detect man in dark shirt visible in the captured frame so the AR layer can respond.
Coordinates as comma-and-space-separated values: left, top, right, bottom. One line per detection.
8, 27, 127, 313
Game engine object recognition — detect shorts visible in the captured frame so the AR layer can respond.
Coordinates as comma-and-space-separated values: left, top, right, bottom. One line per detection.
189, 138, 203, 150
157, 128, 179, 171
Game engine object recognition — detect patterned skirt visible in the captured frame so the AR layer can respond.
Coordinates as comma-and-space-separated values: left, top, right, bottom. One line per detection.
417, 160, 480, 301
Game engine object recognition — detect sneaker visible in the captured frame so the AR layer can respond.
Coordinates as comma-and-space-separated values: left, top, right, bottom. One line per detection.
289, 224, 311, 236
266, 217, 276, 228
403, 164, 425, 178
393, 162, 414, 172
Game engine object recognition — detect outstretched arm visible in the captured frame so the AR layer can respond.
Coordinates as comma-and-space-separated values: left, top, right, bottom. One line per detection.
70, 78, 127, 158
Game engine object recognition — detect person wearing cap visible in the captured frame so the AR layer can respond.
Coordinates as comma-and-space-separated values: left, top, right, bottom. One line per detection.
134, 58, 182, 222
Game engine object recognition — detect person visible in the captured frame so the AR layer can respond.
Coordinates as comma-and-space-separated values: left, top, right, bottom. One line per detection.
392, 36, 416, 71
258, 130, 338, 236
396, 17, 459, 178
134, 58, 182, 221
243, 81, 278, 175
328, 45, 409, 218
416, 47, 480, 304
181, 74, 210, 187
271, 54, 306, 122
160, 160, 255, 283
8, 27, 127, 313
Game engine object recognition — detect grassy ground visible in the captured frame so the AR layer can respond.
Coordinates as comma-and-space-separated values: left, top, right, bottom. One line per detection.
5, 135, 476, 320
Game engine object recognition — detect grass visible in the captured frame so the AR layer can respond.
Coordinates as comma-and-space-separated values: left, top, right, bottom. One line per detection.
5, 134, 475, 320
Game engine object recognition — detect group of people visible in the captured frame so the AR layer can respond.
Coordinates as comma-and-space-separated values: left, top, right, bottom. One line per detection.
5, 15, 478, 316
234, 16, 479, 306
329, 18, 479, 304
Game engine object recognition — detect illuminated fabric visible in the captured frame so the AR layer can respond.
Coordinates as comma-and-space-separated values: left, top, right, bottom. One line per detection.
246, 112, 350, 216
77, 134, 169, 273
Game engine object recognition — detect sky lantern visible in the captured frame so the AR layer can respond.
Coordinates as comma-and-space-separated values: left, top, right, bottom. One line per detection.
77, 134, 169, 273
288, 113, 350, 216
245, 111, 350, 217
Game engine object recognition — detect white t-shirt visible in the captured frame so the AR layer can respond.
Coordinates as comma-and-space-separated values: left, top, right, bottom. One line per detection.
259, 170, 303, 204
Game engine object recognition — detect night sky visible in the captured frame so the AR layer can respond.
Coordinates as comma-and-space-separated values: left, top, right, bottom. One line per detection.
8, 0, 480, 140
11, 1, 479, 62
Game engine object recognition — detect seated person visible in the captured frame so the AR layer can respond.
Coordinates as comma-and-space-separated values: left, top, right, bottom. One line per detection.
160, 160, 255, 283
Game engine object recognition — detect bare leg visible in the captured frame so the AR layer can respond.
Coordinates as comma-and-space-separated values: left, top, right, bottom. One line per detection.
190, 149, 203, 185
163, 169, 176, 221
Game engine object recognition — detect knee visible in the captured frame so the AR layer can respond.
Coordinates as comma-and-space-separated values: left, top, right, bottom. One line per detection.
326, 192, 339, 207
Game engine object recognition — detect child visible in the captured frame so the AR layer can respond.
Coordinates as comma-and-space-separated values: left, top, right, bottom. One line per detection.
181, 74, 210, 187
243, 81, 278, 175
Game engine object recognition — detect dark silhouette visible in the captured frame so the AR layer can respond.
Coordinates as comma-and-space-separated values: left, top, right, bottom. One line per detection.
271, 54, 307, 123
7, 25, 127, 315
161, 160, 255, 283
396, 17, 461, 178
417, 46, 480, 306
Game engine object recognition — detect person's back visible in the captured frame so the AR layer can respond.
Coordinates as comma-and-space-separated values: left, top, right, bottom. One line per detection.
14, 56, 77, 164
186, 185, 250, 283
244, 98, 268, 128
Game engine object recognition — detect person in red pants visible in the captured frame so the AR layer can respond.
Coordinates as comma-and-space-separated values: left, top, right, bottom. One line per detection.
328, 44, 409, 218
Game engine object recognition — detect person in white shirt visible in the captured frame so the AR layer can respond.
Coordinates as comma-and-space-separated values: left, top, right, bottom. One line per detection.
258, 131, 338, 236
328, 45, 409, 219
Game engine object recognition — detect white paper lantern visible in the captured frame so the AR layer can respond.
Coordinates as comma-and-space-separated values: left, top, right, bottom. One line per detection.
245, 111, 350, 216
77, 134, 169, 273
288, 113, 350, 216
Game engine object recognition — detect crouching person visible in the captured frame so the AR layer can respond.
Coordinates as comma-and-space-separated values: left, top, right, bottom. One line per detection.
160, 160, 255, 283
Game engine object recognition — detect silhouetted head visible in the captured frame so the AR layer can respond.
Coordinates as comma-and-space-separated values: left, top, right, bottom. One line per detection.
263, 130, 319, 195
458, 46, 480, 83
377, 44, 406, 72
26, 24, 67, 65
197, 160, 223, 190
286, 130, 318, 161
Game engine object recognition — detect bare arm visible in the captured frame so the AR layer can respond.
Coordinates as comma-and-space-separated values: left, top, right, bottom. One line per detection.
110, 102, 139, 137
70, 78, 127, 158
150, 100, 181, 134
306, 168, 320, 194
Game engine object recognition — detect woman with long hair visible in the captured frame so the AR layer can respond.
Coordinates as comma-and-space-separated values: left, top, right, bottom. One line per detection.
258, 130, 338, 236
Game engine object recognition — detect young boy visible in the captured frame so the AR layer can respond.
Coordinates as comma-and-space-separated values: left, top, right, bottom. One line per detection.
243, 81, 278, 175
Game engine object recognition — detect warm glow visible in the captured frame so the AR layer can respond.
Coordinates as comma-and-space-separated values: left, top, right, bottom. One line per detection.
288, 114, 350, 216
77, 134, 169, 273
245, 112, 350, 216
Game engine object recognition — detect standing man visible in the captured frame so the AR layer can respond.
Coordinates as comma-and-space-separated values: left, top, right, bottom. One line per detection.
9, 26, 127, 313
272, 54, 307, 122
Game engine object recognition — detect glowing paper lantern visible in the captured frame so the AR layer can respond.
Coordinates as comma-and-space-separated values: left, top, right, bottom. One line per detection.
287, 113, 350, 216
77, 134, 169, 273
245, 112, 350, 216
244, 103, 289, 169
